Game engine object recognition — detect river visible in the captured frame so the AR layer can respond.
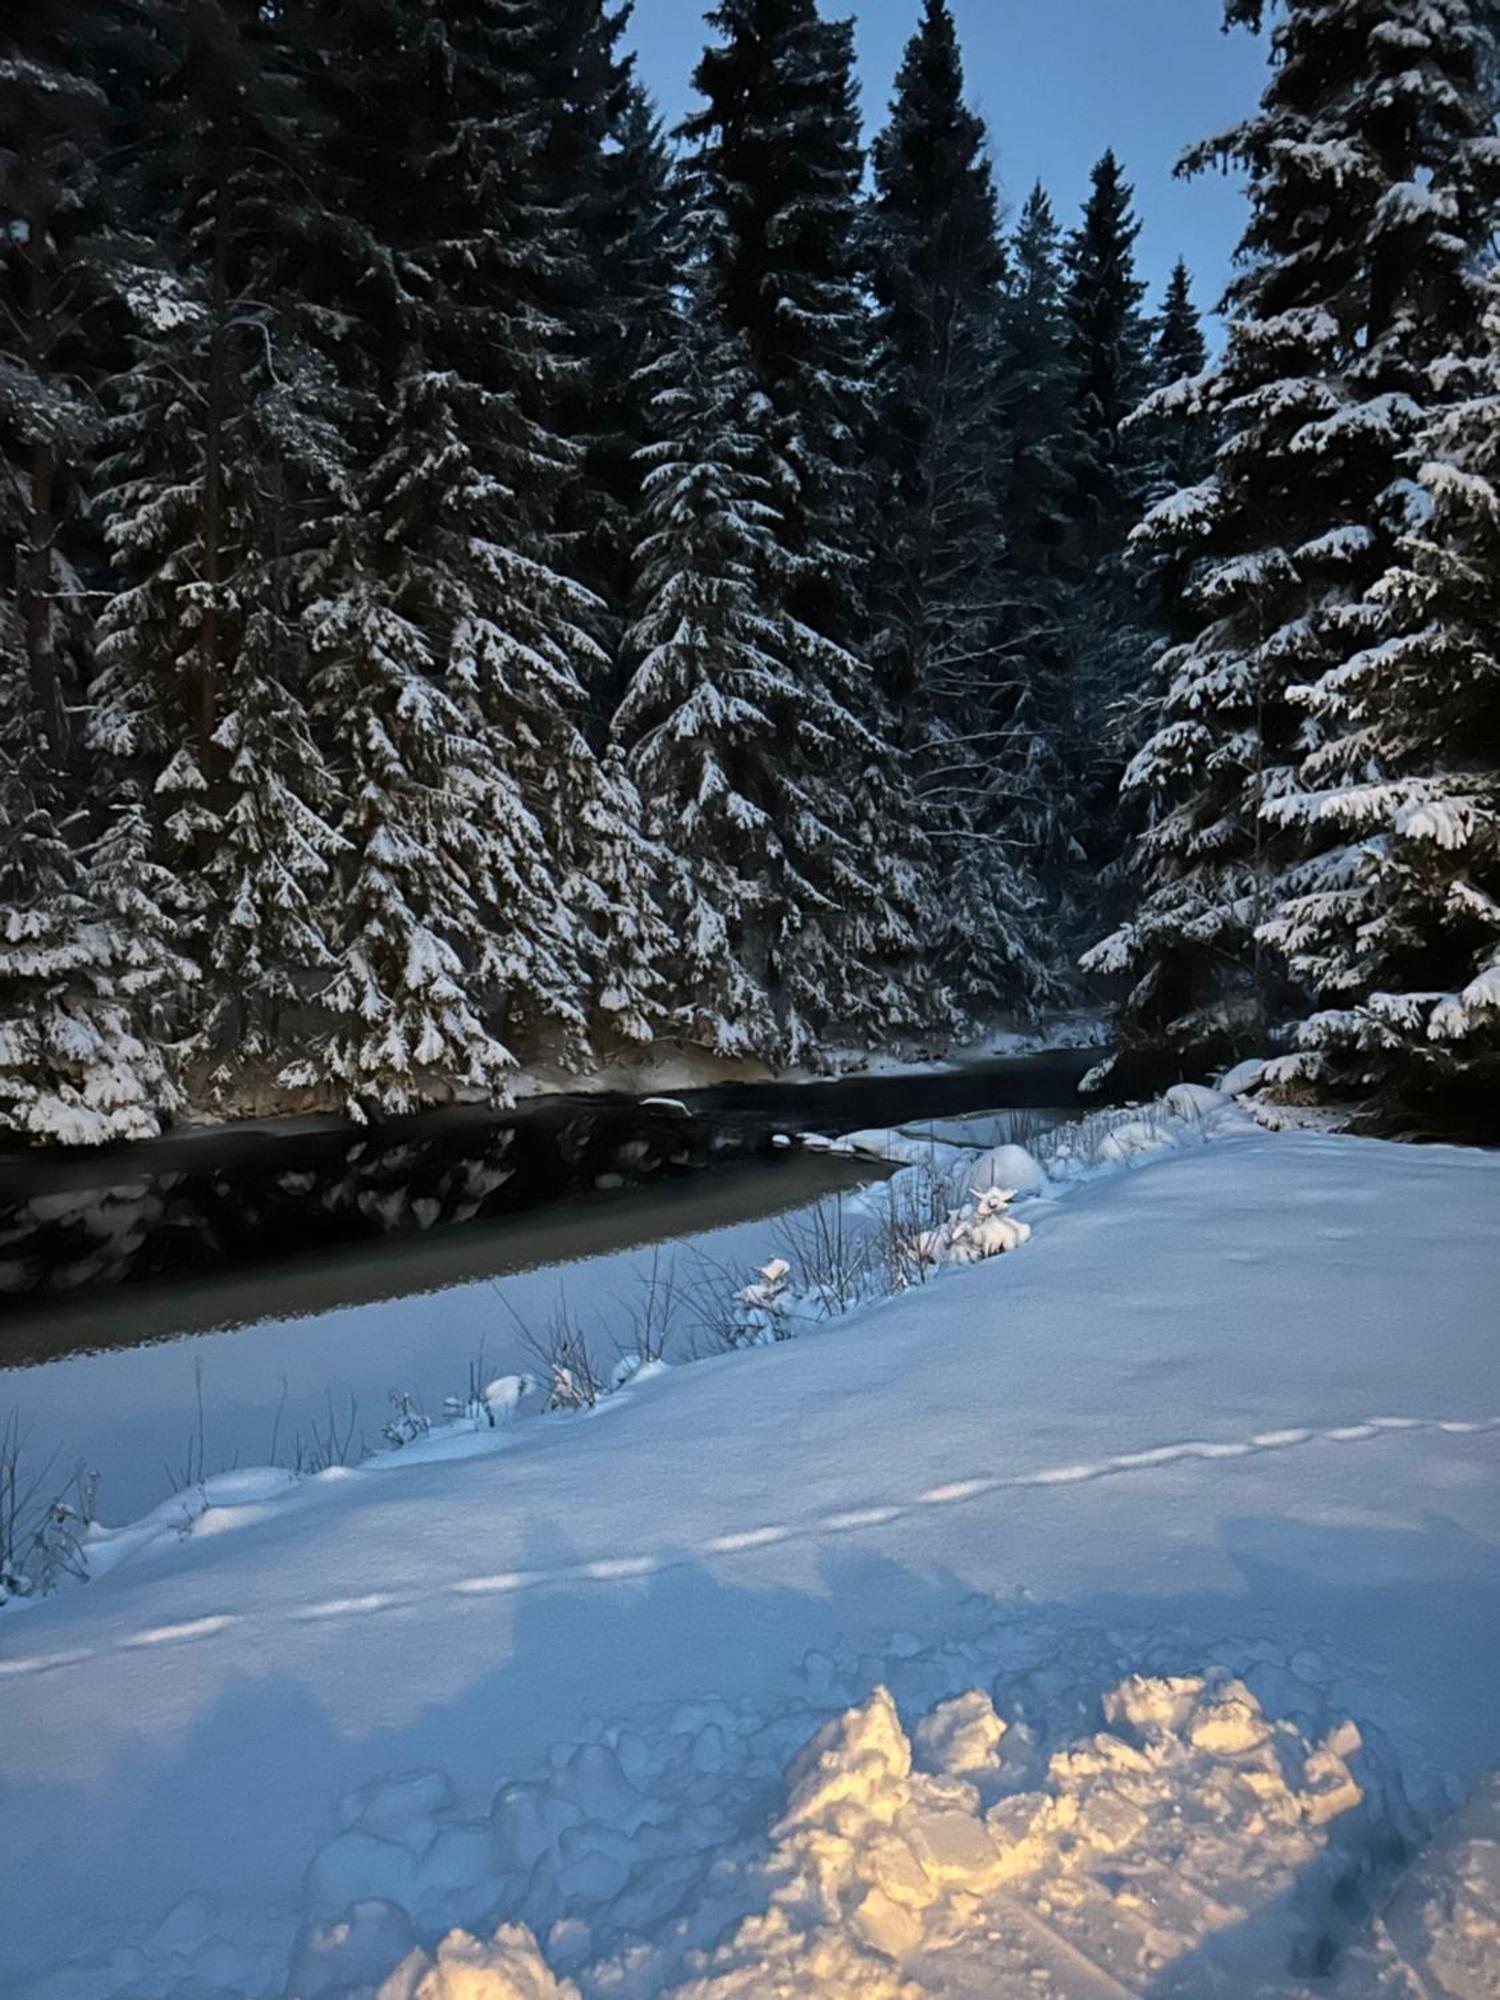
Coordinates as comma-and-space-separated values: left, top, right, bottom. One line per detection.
0, 1053, 1093, 1524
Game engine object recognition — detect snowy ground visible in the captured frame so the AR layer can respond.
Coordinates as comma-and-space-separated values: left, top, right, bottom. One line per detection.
1, 1106, 1497, 1998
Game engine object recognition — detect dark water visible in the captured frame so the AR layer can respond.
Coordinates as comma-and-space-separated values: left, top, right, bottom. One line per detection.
0, 1049, 1103, 1318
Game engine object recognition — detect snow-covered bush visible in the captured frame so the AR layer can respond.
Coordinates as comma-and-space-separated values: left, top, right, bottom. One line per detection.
0, 1415, 98, 1605
731, 1257, 792, 1345
382, 1391, 431, 1451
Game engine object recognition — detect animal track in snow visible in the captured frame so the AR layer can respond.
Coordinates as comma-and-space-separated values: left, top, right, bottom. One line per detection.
0, 1413, 1496, 1679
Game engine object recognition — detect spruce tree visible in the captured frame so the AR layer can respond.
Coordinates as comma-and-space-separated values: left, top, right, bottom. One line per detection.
1140, 260, 1212, 505
685, 0, 874, 645
989, 184, 1085, 920
1062, 152, 1151, 577
1052, 150, 1155, 933
1271, 298, 1500, 1114
530, 7, 678, 674
292, 0, 666, 1108
89, 0, 350, 1098
997, 185, 1076, 592
0, 668, 186, 1143
1336, 303, 1500, 1111
1128, 260, 1214, 733
0, 1, 115, 767
618, 306, 806, 1058
867, 0, 1054, 1017
1090, 0, 1500, 1078
0, 1, 190, 1141
621, 0, 942, 1055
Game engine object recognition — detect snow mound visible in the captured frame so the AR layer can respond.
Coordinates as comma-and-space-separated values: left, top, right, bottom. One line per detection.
1041, 1083, 1250, 1180
272, 1664, 1394, 2000
670, 1669, 1382, 1996
378, 1923, 580, 1999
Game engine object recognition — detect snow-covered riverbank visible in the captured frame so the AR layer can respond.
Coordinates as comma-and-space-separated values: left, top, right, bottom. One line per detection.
2, 1107, 1497, 1997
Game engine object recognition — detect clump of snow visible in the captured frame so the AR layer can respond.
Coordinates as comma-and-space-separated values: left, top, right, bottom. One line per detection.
1039, 1084, 1249, 1181
347, 1666, 1382, 2000
935, 1184, 1032, 1264
911, 1689, 1008, 1776
1219, 1056, 1270, 1096
378, 1922, 580, 1999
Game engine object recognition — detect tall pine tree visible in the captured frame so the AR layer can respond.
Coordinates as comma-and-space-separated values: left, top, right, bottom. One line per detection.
90, 0, 350, 1099
0, 1, 188, 1141
621, 0, 945, 1058
1259, 3, 1500, 1113
867, 0, 1055, 1017
1053, 150, 1154, 936
1090, 0, 1500, 1081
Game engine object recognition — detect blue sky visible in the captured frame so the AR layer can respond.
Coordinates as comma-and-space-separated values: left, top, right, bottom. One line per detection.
623, 0, 1269, 324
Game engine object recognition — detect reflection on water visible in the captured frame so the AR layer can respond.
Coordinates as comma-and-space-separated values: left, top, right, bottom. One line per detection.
3, 1148, 884, 1366
0, 1149, 888, 1522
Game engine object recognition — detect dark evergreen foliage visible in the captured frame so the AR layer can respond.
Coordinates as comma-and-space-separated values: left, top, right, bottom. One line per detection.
866, 0, 1056, 1016
1089, 0, 1500, 1099
1, 0, 1493, 1140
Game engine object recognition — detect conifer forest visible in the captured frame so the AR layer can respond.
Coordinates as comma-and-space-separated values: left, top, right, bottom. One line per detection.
2, 0, 1499, 1144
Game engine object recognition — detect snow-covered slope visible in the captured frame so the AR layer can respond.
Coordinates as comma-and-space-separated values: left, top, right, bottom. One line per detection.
2, 1124, 1498, 1997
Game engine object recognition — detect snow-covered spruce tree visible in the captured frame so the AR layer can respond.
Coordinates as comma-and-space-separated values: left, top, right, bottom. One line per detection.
1266, 291, 1500, 1114
1255, 1, 1500, 1112
286, 3, 579, 1113
1054, 151, 1155, 927
1124, 262, 1216, 761
0, 1, 115, 769
0, 2, 190, 1141
1089, 0, 1500, 1077
0, 659, 188, 1143
1141, 260, 1213, 505
290, 0, 666, 1112
997, 185, 1077, 601
418, 0, 669, 1065
990, 183, 1082, 913
866, 0, 1057, 1018
529, 6, 680, 674
1061, 152, 1152, 581
629, 0, 943, 1054
89, 0, 351, 1102
616, 307, 797, 1058
583, 81, 682, 707
685, 0, 873, 647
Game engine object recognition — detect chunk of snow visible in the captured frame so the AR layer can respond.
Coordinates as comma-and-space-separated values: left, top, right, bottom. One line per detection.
377, 1922, 580, 1999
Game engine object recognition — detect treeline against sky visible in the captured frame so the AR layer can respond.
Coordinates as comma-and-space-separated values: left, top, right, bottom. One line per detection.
1, 0, 1497, 1141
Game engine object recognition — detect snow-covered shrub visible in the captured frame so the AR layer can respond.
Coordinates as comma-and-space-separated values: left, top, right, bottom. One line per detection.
617, 1249, 677, 1371
289, 1391, 362, 1474
732, 1257, 792, 1345
945, 1185, 1032, 1263
775, 1195, 876, 1319
382, 1391, 431, 1451
516, 1308, 604, 1412
0, 1415, 98, 1606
